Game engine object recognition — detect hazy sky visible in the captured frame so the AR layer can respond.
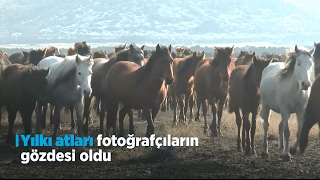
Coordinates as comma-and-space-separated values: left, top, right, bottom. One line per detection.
283, 0, 319, 11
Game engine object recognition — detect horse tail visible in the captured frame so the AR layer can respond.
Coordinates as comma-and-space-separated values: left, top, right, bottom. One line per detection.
299, 99, 317, 155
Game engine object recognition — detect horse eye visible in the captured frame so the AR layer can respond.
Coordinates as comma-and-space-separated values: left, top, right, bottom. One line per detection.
78, 72, 81, 75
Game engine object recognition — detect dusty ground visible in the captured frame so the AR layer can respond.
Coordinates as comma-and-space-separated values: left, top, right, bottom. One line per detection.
0, 106, 320, 179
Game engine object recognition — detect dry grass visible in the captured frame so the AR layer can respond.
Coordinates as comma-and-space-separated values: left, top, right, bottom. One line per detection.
0, 105, 319, 178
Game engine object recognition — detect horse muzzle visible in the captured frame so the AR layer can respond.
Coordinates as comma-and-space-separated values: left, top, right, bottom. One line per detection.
301, 81, 311, 90
165, 78, 174, 85
83, 89, 92, 98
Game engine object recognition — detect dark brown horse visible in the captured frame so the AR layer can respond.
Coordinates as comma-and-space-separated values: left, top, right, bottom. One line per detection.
93, 50, 108, 59
8, 51, 29, 64
298, 70, 320, 156
228, 55, 273, 155
83, 44, 145, 136
312, 42, 320, 77
235, 51, 255, 66
194, 46, 235, 136
108, 44, 127, 58
171, 51, 205, 125
0, 64, 49, 144
104, 44, 174, 137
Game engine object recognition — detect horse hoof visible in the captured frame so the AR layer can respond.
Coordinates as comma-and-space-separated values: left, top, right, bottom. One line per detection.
281, 154, 292, 162
237, 146, 243, 152
211, 132, 218, 137
245, 148, 251, 156
261, 152, 269, 158
290, 147, 297, 155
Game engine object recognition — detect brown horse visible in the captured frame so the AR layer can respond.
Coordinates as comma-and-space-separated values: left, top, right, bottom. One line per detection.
108, 44, 127, 58
104, 44, 174, 137
0, 64, 49, 144
235, 51, 255, 66
312, 42, 320, 77
171, 51, 205, 125
228, 55, 273, 155
194, 46, 235, 136
8, 51, 29, 64
298, 69, 320, 156
83, 44, 145, 136
93, 50, 108, 59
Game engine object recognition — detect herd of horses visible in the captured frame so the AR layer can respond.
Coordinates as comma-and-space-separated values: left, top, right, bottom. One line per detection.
0, 41, 320, 163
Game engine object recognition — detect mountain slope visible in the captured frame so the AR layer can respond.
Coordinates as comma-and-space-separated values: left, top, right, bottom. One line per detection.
0, 0, 319, 46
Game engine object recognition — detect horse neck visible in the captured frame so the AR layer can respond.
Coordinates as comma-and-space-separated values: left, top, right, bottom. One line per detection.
282, 72, 302, 92
141, 65, 165, 90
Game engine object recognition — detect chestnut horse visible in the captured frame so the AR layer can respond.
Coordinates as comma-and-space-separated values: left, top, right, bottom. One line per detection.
171, 51, 205, 125
194, 46, 235, 136
83, 44, 145, 136
228, 55, 273, 155
104, 44, 174, 137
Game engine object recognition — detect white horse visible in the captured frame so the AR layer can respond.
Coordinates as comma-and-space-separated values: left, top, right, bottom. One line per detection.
260, 45, 314, 162
36, 54, 93, 148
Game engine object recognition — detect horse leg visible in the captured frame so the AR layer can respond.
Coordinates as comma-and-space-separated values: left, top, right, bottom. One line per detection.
172, 93, 178, 126
160, 97, 167, 112
138, 109, 142, 118
178, 94, 186, 124
234, 108, 243, 152
49, 104, 54, 125
96, 97, 101, 115
261, 105, 271, 158
202, 99, 209, 134
83, 96, 92, 136
99, 99, 106, 136
250, 111, 257, 155
41, 103, 48, 129
290, 111, 304, 155
216, 96, 227, 136
21, 107, 33, 136
167, 96, 171, 111
118, 106, 128, 137
52, 105, 62, 148
188, 94, 194, 123
210, 101, 218, 137
35, 102, 43, 133
69, 105, 75, 132
106, 101, 118, 137
6, 104, 17, 144
242, 111, 251, 155
143, 108, 153, 137
280, 112, 291, 162
128, 109, 134, 135
195, 96, 202, 122
75, 101, 84, 138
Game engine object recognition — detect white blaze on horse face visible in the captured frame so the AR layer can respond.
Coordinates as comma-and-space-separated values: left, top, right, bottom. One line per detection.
77, 56, 93, 97
295, 54, 313, 90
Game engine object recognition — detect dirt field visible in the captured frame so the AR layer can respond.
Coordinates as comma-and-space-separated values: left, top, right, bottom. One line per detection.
0, 106, 319, 179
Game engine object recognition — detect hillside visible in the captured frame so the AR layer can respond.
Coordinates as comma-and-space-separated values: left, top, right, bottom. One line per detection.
0, 0, 319, 46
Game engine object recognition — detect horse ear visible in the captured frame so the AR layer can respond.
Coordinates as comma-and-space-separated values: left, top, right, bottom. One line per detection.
123, 44, 126, 48
229, 45, 234, 55
193, 51, 197, 57
156, 44, 161, 52
295, 45, 300, 54
252, 52, 255, 56
267, 58, 273, 64
141, 45, 145, 50
199, 51, 205, 59
75, 55, 80, 64
168, 45, 172, 54
45, 68, 50, 76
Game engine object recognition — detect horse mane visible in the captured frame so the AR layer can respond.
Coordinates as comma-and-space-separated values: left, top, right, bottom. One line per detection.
210, 47, 233, 67
243, 62, 254, 82
277, 51, 311, 80
52, 56, 78, 88
176, 54, 194, 74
